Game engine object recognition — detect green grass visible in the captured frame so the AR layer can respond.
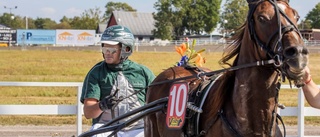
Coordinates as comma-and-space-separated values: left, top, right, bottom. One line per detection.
0, 50, 319, 125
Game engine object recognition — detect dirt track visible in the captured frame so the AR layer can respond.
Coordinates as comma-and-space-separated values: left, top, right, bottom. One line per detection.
0, 125, 320, 137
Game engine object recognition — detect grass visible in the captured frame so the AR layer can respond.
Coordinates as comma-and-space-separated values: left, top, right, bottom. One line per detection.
0, 49, 319, 126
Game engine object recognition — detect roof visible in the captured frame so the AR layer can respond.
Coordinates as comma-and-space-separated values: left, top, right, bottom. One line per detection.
96, 23, 107, 34
300, 29, 320, 33
107, 11, 155, 36
0, 24, 9, 29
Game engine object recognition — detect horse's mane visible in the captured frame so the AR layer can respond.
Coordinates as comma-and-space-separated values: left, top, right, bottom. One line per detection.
219, 23, 246, 67
206, 23, 247, 118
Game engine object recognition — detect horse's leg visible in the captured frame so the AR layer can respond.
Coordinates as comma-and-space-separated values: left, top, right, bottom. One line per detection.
144, 114, 161, 137
203, 118, 237, 137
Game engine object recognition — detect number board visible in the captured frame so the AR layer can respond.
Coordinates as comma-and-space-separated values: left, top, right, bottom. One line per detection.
0, 29, 17, 43
166, 82, 188, 129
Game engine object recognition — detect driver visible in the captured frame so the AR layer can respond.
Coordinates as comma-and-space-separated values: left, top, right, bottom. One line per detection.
80, 25, 155, 137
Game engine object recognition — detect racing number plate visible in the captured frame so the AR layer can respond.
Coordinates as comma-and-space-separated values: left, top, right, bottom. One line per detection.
166, 82, 188, 129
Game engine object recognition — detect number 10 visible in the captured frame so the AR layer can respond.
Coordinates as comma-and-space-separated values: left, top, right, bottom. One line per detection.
169, 83, 187, 117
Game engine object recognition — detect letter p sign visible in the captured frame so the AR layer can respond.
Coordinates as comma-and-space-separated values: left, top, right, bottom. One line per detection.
26, 32, 32, 40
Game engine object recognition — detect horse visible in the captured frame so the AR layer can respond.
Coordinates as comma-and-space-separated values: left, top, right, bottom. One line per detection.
144, 0, 309, 137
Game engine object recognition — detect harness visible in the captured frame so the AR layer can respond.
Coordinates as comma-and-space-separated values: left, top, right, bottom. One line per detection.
184, 68, 221, 137
181, 68, 286, 137
107, 58, 283, 136
80, 1, 305, 137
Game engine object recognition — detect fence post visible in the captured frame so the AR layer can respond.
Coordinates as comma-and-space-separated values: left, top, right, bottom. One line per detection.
298, 88, 305, 137
77, 86, 83, 136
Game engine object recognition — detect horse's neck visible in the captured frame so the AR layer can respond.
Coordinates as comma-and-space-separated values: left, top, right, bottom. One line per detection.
228, 35, 280, 135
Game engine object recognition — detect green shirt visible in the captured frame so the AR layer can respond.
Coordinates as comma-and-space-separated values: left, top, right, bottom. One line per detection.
81, 59, 155, 127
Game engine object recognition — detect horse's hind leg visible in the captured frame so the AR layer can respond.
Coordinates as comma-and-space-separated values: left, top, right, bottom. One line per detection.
144, 114, 161, 137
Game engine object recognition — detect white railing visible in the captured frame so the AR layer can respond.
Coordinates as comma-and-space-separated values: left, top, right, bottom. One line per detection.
0, 82, 83, 135
0, 82, 319, 136
278, 85, 320, 137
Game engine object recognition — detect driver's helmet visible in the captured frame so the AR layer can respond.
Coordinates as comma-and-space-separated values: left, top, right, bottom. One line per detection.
101, 25, 135, 61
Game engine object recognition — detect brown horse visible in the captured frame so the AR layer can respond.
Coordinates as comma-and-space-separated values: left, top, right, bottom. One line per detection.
145, 0, 308, 137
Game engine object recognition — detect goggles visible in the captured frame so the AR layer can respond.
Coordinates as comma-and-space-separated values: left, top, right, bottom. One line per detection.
102, 47, 119, 54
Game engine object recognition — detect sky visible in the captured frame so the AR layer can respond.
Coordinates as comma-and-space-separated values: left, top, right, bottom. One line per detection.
1, 0, 319, 23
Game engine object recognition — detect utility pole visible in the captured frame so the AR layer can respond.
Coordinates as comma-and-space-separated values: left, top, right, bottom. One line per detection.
4, 6, 18, 47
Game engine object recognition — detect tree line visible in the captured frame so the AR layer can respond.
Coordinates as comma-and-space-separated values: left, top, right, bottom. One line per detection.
0, 2, 135, 30
1, 0, 319, 40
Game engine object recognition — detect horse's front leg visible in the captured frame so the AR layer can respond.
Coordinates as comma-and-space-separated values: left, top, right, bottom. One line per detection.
144, 114, 161, 137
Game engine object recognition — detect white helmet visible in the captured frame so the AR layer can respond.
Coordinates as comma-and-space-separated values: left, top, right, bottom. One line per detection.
101, 25, 135, 60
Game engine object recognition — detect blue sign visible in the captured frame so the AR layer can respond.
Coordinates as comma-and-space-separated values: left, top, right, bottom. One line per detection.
17, 29, 56, 45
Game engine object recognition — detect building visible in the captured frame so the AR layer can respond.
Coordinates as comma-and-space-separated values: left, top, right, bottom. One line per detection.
300, 29, 320, 40
98, 11, 156, 42
0, 24, 15, 47
96, 11, 225, 46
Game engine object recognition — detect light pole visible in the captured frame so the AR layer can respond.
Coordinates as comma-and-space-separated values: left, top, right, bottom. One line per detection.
4, 6, 18, 47
223, 20, 228, 38
25, 16, 28, 29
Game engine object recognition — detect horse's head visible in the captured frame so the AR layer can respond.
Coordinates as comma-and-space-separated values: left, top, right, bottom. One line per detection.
247, 0, 309, 86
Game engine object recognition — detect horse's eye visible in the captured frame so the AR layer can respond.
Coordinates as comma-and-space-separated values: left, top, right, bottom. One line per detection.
257, 15, 268, 23
295, 15, 300, 22
293, 10, 300, 22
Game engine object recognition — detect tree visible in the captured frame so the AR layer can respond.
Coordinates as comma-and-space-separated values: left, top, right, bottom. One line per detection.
305, 2, 320, 29
0, 13, 37, 29
54, 22, 72, 29
0, 13, 16, 28
153, 0, 222, 40
0, 2, 138, 30
298, 19, 312, 29
184, 0, 221, 35
59, 16, 72, 24
104, 2, 137, 20
9, 16, 25, 29
54, 16, 72, 29
25, 17, 37, 29
70, 16, 81, 29
153, 1, 175, 40
70, 7, 104, 29
34, 18, 57, 29
220, 0, 248, 35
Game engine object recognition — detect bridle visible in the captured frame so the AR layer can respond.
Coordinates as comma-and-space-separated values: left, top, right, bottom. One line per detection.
248, 0, 302, 69
217, 0, 302, 136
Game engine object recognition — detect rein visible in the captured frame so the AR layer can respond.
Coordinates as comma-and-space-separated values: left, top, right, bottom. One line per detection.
112, 59, 284, 137
150, 59, 276, 87
115, 59, 277, 102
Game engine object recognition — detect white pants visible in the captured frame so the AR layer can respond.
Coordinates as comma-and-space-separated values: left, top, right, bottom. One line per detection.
90, 123, 144, 137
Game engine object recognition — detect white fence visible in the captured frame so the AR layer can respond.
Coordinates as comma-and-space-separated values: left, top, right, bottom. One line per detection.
0, 82, 319, 137
0, 82, 83, 136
